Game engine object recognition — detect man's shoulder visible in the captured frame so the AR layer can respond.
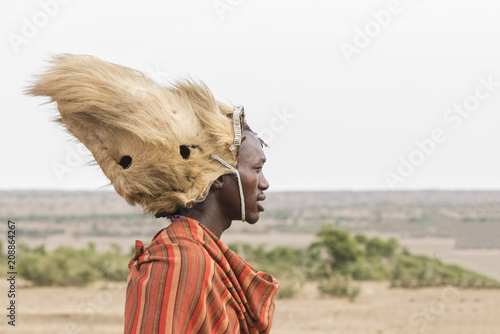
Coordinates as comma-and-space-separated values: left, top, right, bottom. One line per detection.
153, 216, 205, 245
140, 218, 213, 265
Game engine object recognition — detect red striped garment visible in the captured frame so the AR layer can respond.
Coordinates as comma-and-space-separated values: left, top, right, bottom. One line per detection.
125, 216, 280, 333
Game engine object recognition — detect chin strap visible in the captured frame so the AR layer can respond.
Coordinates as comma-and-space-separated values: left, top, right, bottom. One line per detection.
210, 154, 245, 222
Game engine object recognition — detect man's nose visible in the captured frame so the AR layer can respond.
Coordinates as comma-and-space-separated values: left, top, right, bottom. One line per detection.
260, 173, 269, 190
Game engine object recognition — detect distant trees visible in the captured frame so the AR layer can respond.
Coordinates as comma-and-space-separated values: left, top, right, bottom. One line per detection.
12, 225, 500, 300
17, 242, 130, 286
365, 236, 398, 259
310, 226, 359, 271
234, 225, 500, 300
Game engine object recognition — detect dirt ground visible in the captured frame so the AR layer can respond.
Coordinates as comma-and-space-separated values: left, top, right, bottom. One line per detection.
1, 280, 499, 334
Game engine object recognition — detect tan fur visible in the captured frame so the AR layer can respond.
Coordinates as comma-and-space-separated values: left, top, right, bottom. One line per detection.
28, 54, 238, 216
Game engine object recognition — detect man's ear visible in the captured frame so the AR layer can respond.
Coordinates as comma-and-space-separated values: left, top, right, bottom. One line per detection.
212, 175, 225, 190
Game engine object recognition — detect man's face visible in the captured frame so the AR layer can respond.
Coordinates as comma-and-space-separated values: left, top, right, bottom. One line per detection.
235, 130, 269, 224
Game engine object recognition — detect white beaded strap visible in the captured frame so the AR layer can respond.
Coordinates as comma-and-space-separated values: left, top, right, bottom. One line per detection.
229, 105, 244, 152
210, 154, 245, 222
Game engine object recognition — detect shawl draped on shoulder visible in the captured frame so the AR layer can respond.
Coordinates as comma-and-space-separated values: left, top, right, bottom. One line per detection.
125, 216, 280, 334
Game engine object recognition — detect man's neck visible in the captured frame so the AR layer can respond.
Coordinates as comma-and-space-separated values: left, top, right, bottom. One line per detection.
183, 201, 232, 239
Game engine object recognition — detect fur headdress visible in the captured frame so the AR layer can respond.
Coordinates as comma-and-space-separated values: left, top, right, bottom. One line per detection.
28, 54, 249, 218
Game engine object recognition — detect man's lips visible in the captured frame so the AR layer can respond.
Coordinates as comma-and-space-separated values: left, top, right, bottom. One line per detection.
257, 194, 266, 212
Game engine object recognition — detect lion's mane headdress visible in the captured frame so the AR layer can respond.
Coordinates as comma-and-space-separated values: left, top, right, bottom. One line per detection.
28, 54, 256, 220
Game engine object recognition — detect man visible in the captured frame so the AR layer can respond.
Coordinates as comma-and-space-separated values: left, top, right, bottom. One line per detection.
29, 54, 279, 333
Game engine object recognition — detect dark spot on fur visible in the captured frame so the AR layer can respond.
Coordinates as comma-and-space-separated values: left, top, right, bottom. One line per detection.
179, 145, 191, 160
119, 155, 132, 169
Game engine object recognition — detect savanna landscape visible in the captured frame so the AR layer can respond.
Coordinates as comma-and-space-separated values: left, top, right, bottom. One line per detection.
1, 190, 500, 333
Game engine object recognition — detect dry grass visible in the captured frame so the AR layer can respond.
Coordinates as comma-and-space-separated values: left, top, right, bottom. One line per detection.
1, 281, 499, 334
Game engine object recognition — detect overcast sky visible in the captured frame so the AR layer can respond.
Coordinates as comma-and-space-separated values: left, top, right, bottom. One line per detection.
1, 0, 500, 192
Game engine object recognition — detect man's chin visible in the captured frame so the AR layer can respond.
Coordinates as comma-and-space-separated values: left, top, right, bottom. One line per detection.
245, 213, 260, 225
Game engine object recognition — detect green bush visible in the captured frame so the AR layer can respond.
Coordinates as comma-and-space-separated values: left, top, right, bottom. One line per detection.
354, 234, 367, 245
15, 225, 500, 292
390, 253, 500, 289
318, 274, 361, 302
365, 237, 398, 259
232, 225, 500, 299
89, 243, 130, 281
309, 225, 360, 272
348, 257, 389, 281
229, 243, 307, 298
18, 242, 130, 286
276, 270, 305, 299
19, 245, 99, 286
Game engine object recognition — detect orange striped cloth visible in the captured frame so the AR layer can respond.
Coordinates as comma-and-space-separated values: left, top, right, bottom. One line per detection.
124, 216, 280, 333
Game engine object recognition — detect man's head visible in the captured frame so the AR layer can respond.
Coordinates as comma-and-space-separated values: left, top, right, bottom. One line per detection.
210, 130, 269, 224
28, 54, 244, 217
